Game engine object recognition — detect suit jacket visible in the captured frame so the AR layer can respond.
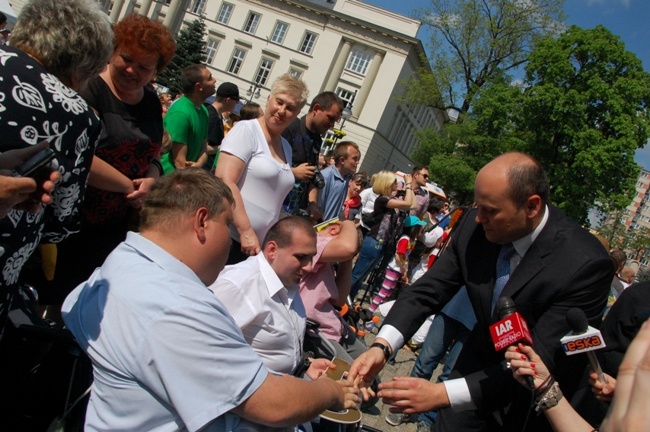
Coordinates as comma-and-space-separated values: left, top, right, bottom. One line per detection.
383, 205, 612, 429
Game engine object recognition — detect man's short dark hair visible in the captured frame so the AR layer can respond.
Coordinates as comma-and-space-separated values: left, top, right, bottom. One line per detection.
180, 64, 206, 95
263, 216, 316, 248
508, 155, 550, 208
140, 168, 234, 232
308, 91, 344, 113
0, 12, 7, 26
413, 165, 429, 174
428, 197, 446, 215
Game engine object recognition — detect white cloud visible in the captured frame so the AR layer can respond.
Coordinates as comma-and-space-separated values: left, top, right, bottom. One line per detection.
586, 0, 631, 7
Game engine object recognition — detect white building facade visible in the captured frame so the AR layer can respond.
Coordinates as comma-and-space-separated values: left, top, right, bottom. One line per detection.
625, 168, 650, 232
10, 0, 447, 174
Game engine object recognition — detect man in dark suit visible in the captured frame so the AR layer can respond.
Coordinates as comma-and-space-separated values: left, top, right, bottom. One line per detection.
350, 152, 613, 431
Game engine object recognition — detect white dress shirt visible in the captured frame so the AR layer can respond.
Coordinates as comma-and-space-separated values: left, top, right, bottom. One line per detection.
210, 253, 306, 375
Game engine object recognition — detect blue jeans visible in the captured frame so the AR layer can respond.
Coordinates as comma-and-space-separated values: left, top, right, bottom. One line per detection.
350, 236, 385, 299
411, 313, 470, 425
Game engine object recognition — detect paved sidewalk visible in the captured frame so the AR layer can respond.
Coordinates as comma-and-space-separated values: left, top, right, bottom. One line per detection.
355, 312, 444, 432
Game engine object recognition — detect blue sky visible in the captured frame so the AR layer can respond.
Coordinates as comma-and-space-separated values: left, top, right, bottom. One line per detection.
364, 0, 650, 170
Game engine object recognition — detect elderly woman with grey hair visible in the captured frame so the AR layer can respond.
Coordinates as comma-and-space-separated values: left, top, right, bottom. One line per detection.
0, 0, 112, 283
0, 0, 112, 426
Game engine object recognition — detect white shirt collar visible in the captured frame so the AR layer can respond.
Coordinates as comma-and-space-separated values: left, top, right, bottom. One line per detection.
255, 253, 299, 307
512, 204, 549, 258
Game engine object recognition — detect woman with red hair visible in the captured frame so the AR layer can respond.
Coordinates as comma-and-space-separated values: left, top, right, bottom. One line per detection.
41, 15, 176, 317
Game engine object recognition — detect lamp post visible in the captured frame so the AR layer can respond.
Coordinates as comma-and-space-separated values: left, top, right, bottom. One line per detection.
246, 82, 262, 103
339, 104, 352, 129
329, 99, 353, 149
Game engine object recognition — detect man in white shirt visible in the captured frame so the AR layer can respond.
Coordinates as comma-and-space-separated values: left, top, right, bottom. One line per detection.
210, 216, 317, 375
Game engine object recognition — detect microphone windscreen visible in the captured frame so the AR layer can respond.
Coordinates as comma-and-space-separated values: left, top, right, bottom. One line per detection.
566, 308, 589, 334
497, 296, 516, 319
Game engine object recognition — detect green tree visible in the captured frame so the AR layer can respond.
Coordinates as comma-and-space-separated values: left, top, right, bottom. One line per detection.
412, 25, 650, 225
622, 226, 649, 263
411, 76, 529, 204
157, 18, 207, 95
520, 25, 650, 224
598, 207, 630, 247
413, 0, 564, 116
411, 121, 478, 203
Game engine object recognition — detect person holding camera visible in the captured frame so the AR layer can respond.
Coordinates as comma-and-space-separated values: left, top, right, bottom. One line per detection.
349, 170, 415, 299
282, 92, 344, 216
308, 141, 362, 222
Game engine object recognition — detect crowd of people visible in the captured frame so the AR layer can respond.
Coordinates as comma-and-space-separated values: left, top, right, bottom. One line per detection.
0, 1, 649, 431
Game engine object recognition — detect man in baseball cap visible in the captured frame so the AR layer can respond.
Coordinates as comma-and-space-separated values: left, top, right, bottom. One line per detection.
216, 82, 240, 100
205, 82, 241, 169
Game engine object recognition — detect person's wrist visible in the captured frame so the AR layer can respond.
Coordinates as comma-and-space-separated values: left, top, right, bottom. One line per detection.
370, 342, 391, 362
535, 380, 563, 412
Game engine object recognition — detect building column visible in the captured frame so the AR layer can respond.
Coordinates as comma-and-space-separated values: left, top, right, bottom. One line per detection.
109, 0, 126, 23
352, 50, 384, 120
163, 0, 191, 34
139, 0, 154, 17
321, 39, 352, 93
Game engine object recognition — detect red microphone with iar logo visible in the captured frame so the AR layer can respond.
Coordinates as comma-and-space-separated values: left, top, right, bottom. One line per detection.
490, 296, 535, 390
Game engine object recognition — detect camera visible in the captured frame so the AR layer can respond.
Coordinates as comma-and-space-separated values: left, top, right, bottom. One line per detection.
311, 167, 325, 189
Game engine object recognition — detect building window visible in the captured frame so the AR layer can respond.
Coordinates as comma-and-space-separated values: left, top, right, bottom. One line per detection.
228, 48, 246, 75
205, 39, 220, 64
346, 48, 373, 75
288, 68, 303, 79
190, 0, 206, 14
254, 58, 274, 86
216, 2, 234, 24
336, 88, 355, 108
299, 32, 317, 55
270, 21, 289, 44
243, 12, 261, 34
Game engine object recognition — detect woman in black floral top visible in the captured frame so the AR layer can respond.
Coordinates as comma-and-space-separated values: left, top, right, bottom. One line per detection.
0, 0, 112, 288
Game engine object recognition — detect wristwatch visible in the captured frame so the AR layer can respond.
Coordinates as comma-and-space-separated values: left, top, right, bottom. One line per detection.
370, 342, 391, 362
535, 381, 563, 413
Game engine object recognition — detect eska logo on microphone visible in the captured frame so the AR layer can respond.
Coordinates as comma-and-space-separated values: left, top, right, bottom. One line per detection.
562, 336, 603, 353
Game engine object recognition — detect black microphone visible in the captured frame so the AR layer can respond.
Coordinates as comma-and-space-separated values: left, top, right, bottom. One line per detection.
561, 308, 608, 384
490, 297, 535, 391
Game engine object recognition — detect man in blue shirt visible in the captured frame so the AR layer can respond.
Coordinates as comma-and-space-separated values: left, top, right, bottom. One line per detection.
309, 141, 361, 221
62, 169, 358, 431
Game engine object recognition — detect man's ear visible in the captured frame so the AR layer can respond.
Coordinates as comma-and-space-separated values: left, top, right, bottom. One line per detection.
265, 240, 277, 261
194, 207, 210, 242
526, 195, 542, 219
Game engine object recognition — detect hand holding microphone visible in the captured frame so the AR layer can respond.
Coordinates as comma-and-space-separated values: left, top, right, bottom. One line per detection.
505, 344, 552, 391
561, 308, 608, 384
490, 296, 535, 391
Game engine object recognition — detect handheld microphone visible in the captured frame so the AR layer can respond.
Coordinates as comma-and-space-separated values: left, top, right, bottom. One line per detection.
490, 296, 535, 391
561, 308, 608, 384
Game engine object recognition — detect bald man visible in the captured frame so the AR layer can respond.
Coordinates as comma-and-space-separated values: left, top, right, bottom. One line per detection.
350, 152, 613, 432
